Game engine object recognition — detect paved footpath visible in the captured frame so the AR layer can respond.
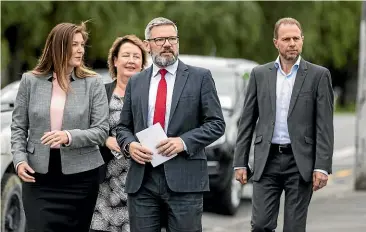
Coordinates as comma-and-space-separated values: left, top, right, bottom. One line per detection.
270, 180, 366, 232
217, 177, 366, 232
305, 186, 366, 231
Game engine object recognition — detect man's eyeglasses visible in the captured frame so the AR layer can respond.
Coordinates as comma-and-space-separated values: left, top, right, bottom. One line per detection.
147, 36, 179, 46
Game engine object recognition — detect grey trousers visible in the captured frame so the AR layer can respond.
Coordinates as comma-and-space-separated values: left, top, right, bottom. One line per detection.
128, 164, 203, 232
251, 149, 313, 232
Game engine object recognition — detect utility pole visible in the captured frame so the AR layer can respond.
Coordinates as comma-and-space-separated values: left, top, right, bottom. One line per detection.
355, 0, 366, 190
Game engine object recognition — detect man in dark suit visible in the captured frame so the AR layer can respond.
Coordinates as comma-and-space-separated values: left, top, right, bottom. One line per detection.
233, 17, 334, 232
116, 17, 225, 232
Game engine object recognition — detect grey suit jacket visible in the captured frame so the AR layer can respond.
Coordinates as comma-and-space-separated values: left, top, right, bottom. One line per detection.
233, 59, 334, 182
11, 71, 109, 174
116, 60, 226, 193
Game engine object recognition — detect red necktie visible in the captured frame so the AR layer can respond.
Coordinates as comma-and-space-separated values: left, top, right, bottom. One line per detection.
153, 69, 168, 129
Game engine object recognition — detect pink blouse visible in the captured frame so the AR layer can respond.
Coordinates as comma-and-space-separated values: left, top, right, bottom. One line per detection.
50, 73, 71, 148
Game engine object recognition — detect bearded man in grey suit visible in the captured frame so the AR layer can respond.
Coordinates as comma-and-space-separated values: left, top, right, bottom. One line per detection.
116, 17, 225, 232
234, 17, 334, 232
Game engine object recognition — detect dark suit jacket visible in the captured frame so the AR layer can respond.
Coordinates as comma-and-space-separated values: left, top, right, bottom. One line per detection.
97, 80, 117, 182
100, 80, 117, 162
233, 59, 334, 182
116, 60, 226, 193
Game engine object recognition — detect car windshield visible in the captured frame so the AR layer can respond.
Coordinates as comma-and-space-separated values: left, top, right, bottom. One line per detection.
210, 68, 238, 98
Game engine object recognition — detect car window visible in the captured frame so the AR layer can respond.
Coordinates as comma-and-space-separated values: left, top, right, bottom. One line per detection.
0, 81, 20, 105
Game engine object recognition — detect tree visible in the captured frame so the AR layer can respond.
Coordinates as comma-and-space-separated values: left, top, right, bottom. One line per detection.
1, 1, 362, 106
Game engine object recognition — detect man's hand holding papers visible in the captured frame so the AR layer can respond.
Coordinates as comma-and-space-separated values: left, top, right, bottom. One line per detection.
135, 123, 179, 167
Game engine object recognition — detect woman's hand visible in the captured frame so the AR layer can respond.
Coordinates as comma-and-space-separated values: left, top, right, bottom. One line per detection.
17, 162, 35, 182
41, 130, 69, 147
105, 137, 121, 153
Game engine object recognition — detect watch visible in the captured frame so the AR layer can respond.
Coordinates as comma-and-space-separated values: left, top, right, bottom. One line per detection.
123, 142, 131, 159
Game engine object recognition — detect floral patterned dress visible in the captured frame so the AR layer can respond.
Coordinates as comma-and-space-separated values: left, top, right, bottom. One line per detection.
90, 94, 131, 232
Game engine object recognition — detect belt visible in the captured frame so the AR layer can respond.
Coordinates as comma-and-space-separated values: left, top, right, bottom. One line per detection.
271, 144, 293, 154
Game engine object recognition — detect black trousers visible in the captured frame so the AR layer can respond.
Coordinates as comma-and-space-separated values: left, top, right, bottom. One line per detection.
22, 149, 100, 232
251, 146, 313, 232
128, 164, 203, 232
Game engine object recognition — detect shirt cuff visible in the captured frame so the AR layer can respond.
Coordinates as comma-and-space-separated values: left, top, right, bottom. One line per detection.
180, 137, 187, 151
15, 161, 25, 174
64, 130, 72, 146
234, 167, 247, 170
314, 169, 328, 176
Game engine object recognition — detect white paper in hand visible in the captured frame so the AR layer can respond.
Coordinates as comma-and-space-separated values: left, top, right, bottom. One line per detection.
135, 123, 177, 167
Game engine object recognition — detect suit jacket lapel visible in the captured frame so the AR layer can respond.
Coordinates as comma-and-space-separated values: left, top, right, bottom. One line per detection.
268, 63, 277, 116
105, 80, 117, 104
40, 75, 53, 132
288, 59, 308, 118
168, 60, 189, 125
141, 67, 153, 128
62, 77, 84, 130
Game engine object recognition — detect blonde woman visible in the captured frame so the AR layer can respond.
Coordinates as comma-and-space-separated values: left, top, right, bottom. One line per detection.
11, 22, 109, 232
90, 35, 147, 232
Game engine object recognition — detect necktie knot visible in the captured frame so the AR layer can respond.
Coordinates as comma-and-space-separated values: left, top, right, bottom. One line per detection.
159, 69, 167, 78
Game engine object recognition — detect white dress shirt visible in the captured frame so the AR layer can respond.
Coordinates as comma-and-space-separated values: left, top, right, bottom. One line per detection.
148, 60, 187, 151
148, 61, 178, 131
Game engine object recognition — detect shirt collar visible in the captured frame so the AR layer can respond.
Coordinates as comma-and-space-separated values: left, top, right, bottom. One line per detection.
152, 59, 179, 78
47, 71, 76, 82
274, 55, 301, 74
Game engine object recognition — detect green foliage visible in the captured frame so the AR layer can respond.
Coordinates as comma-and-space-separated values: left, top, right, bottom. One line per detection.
242, 72, 250, 80
1, 39, 9, 70
335, 102, 356, 114
1, 1, 362, 85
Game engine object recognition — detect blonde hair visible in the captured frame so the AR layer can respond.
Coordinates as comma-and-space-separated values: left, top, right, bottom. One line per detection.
107, 35, 147, 79
32, 21, 96, 92
274, 17, 303, 39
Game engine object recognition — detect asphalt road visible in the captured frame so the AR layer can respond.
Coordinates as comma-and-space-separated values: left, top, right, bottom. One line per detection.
202, 113, 358, 232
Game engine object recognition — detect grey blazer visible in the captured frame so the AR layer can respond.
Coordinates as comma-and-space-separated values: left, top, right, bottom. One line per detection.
233, 59, 334, 182
11, 71, 109, 174
116, 60, 226, 193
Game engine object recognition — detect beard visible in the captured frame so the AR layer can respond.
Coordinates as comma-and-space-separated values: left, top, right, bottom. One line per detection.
151, 49, 179, 67
279, 49, 301, 62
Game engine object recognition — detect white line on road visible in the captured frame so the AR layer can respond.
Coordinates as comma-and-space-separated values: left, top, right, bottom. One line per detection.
333, 146, 355, 160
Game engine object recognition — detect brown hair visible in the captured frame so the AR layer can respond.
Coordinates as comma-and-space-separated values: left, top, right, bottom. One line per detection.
107, 35, 147, 79
32, 22, 96, 92
274, 17, 303, 39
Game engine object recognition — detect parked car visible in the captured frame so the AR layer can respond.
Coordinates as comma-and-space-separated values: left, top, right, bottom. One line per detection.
175, 55, 257, 215
1, 82, 26, 231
